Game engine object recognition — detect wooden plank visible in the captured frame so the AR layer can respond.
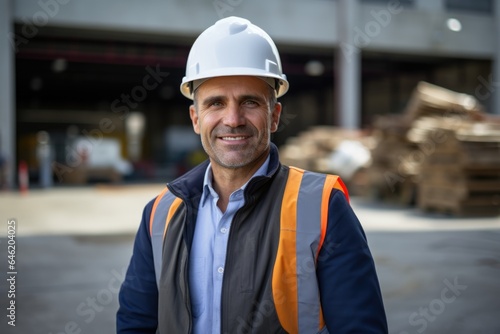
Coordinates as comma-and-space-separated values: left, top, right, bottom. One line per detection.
463, 165, 500, 174
418, 195, 500, 216
465, 181, 500, 192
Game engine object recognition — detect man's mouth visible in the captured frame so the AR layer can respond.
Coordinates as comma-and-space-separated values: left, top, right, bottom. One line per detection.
220, 136, 248, 141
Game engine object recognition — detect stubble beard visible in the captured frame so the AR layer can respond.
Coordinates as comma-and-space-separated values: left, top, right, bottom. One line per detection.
202, 126, 269, 169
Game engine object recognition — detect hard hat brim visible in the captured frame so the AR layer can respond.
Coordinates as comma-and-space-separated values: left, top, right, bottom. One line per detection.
180, 69, 289, 100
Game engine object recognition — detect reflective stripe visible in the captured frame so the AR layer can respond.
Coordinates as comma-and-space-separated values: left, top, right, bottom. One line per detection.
150, 188, 183, 287
297, 171, 326, 333
274, 167, 343, 334
149, 188, 169, 234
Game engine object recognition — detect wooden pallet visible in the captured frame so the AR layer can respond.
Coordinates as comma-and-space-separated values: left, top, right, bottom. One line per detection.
414, 119, 500, 216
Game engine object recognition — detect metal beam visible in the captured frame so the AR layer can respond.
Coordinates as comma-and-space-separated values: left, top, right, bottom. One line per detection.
0, 0, 16, 189
493, 0, 500, 114
336, 0, 361, 129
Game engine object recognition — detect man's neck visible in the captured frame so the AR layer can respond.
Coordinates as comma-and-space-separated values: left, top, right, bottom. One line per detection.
210, 150, 269, 212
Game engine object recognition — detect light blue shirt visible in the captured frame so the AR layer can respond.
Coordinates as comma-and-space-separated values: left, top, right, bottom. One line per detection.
189, 155, 270, 334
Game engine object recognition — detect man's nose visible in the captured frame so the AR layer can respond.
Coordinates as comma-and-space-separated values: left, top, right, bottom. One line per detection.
222, 103, 246, 128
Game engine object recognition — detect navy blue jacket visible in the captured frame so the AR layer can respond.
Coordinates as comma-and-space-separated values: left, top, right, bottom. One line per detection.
117, 144, 388, 333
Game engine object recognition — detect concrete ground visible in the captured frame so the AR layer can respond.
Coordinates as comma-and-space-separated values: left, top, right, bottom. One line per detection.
0, 184, 499, 334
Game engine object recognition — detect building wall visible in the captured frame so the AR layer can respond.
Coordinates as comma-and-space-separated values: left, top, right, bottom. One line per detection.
12, 0, 495, 57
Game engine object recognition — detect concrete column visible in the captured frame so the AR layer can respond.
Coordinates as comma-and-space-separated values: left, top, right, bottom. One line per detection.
336, 0, 361, 129
0, 0, 16, 189
416, 0, 445, 11
493, 0, 500, 114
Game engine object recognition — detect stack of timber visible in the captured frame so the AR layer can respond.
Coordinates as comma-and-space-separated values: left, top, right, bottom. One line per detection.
402, 81, 485, 125
367, 115, 418, 204
367, 81, 488, 207
280, 126, 337, 171
416, 120, 500, 216
279, 126, 367, 171
280, 126, 373, 194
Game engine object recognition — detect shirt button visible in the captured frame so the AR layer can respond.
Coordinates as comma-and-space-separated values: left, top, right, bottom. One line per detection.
220, 227, 228, 233
217, 267, 224, 274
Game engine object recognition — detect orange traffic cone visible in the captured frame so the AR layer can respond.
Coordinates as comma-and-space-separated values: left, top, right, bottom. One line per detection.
18, 160, 29, 195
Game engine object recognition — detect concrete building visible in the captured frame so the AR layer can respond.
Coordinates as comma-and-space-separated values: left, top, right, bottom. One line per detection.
0, 0, 498, 188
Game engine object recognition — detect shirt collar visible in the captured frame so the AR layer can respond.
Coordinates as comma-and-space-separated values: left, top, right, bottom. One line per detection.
201, 154, 271, 205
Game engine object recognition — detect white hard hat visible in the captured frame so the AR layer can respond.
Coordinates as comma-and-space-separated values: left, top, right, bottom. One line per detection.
180, 16, 289, 99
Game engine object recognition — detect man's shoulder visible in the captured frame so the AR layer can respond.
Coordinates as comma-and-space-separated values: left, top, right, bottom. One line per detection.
282, 164, 349, 200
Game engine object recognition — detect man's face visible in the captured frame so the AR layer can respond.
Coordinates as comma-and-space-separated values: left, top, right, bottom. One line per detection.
189, 76, 281, 170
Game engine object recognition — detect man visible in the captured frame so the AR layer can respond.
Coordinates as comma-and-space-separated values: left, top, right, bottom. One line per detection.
117, 16, 387, 333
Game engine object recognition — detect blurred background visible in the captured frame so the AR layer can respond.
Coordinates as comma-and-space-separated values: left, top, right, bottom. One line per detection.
0, 0, 499, 190
0, 0, 499, 333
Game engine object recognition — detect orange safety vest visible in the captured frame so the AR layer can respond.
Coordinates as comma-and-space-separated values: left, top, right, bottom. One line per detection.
149, 167, 348, 334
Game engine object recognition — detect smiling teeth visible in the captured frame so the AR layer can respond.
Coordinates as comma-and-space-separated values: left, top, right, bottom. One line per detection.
222, 136, 246, 141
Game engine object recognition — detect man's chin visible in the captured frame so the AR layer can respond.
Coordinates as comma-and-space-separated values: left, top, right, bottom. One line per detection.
215, 158, 252, 169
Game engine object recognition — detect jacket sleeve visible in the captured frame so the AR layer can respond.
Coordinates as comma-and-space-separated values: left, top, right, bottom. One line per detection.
116, 198, 158, 333
317, 189, 388, 333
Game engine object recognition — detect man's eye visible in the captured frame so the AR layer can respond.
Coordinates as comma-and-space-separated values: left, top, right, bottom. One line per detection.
243, 100, 258, 106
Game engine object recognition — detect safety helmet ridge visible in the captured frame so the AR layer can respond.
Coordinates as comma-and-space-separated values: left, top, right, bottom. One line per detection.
180, 16, 289, 99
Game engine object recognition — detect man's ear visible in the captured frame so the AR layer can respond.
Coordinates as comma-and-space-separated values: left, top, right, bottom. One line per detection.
189, 105, 200, 134
270, 102, 282, 133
